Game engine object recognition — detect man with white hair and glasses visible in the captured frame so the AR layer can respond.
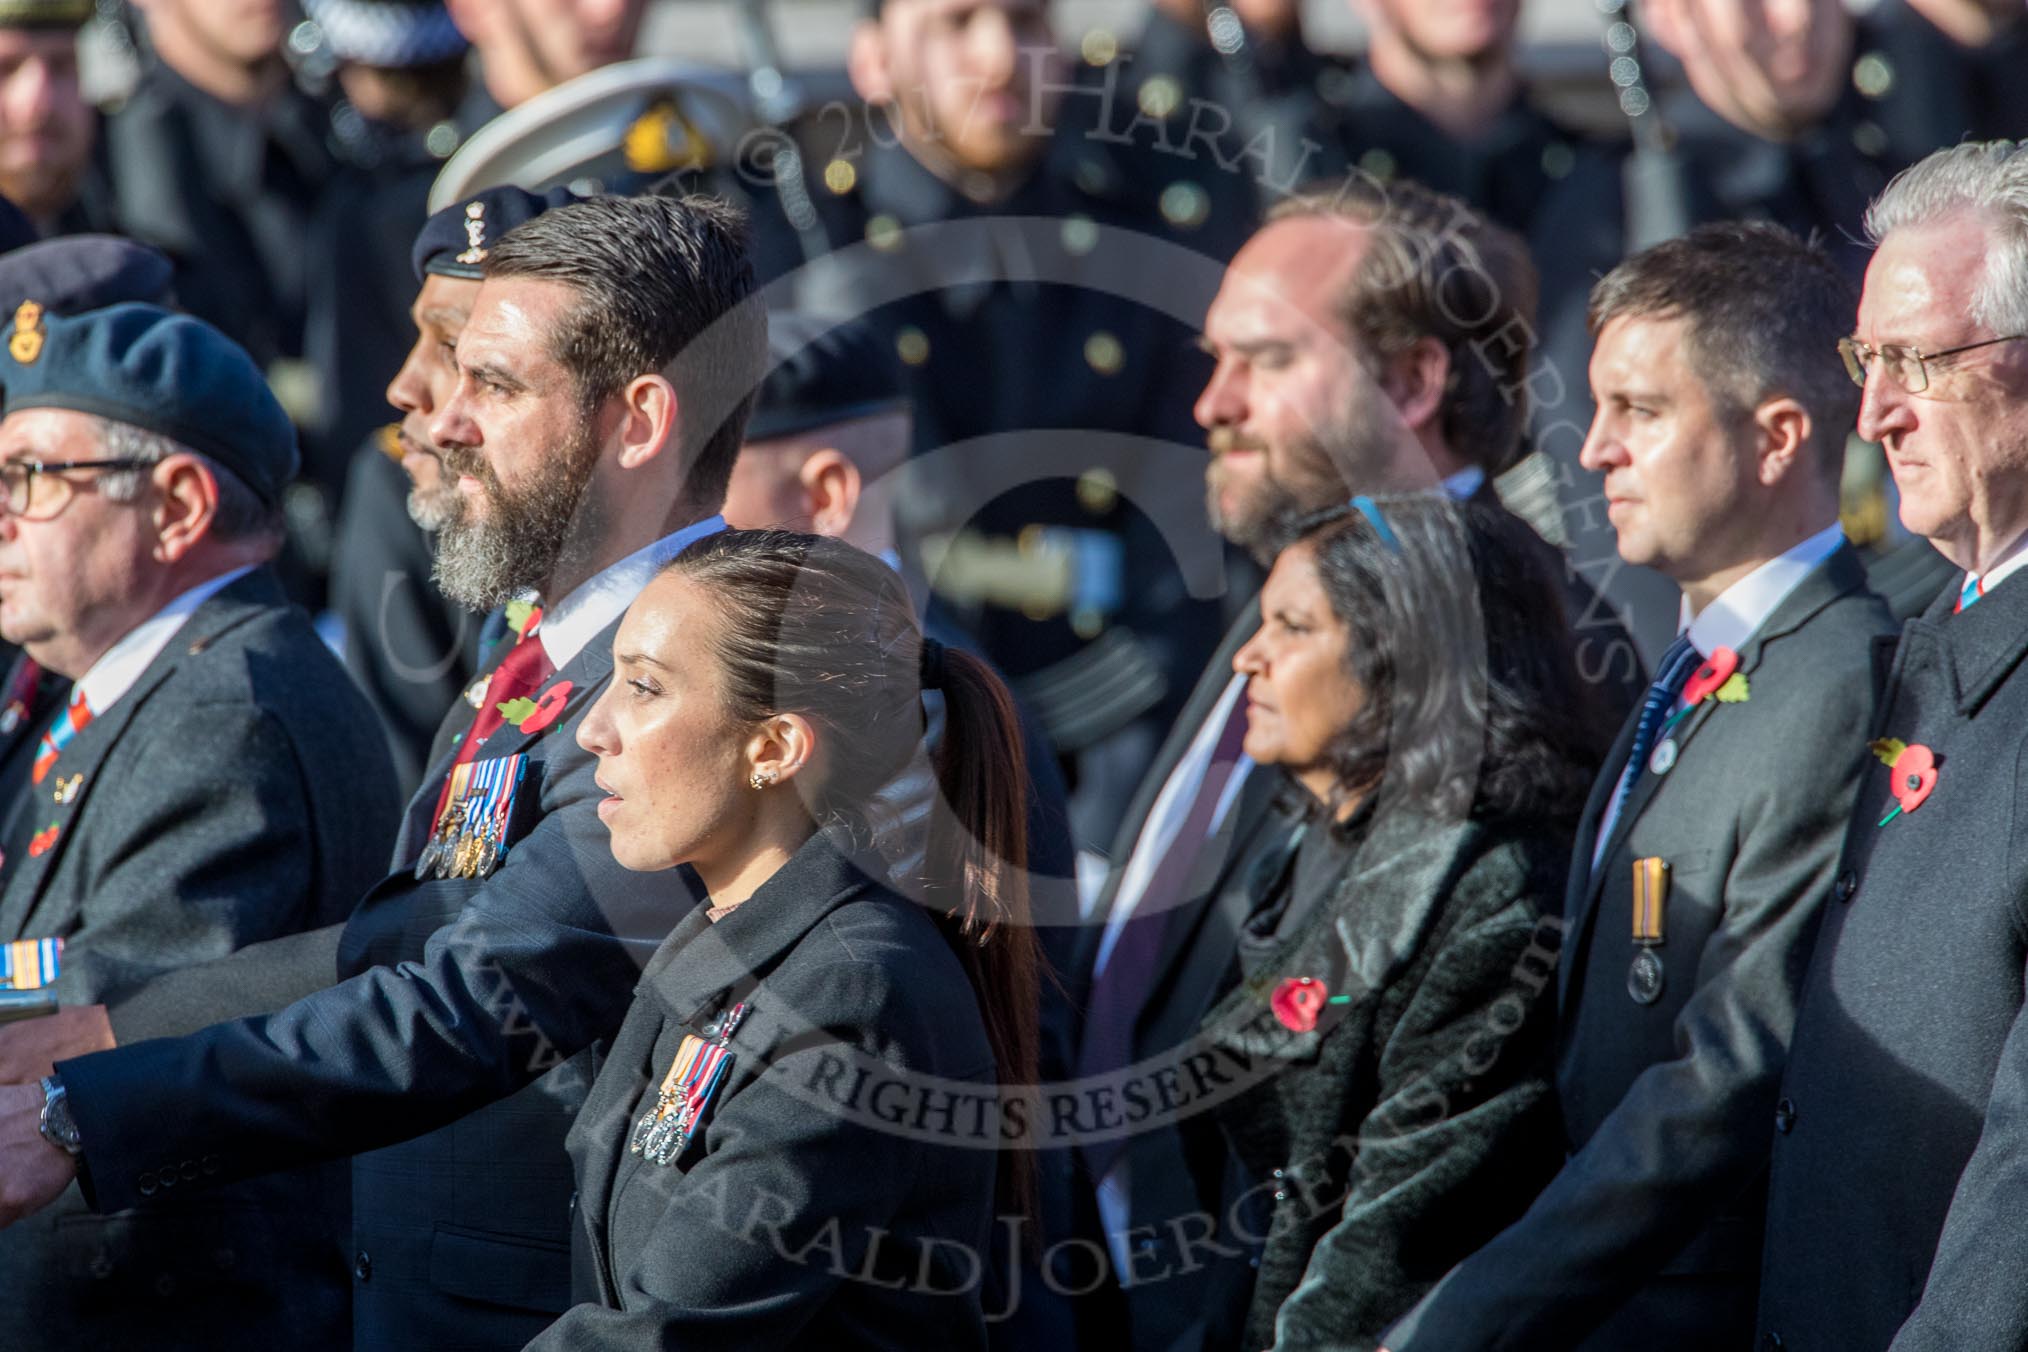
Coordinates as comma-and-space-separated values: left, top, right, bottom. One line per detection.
1757, 138, 2028, 1351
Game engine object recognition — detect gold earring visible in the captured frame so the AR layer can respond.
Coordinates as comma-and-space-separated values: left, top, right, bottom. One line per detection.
749, 769, 773, 790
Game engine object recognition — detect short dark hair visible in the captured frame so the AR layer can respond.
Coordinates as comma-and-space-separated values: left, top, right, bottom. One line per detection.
1269, 176, 1540, 475
1285, 496, 1613, 824
1587, 221, 1859, 481
483, 193, 769, 508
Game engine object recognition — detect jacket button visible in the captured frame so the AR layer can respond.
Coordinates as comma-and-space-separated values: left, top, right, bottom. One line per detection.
1762, 1334, 1785, 1351
1834, 871, 1858, 903
1775, 1099, 1797, 1134
1272, 1189, 1288, 1202
88, 1250, 113, 1280
354, 1251, 372, 1283
136, 1172, 157, 1197
1271, 1168, 1285, 1179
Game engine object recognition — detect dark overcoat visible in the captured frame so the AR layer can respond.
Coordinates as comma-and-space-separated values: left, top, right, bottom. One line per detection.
1760, 569, 2028, 1351
527, 830, 1000, 1351
1202, 808, 1571, 1352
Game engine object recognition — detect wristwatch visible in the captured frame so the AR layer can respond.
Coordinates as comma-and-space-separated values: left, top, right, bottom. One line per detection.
37, 1074, 81, 1157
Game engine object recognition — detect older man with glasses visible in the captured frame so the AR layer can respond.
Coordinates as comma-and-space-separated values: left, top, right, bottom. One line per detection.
0, 302, 401, 1348
1757, 138, 2028, 1352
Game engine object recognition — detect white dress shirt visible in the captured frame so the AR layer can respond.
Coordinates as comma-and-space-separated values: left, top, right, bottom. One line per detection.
535, 516, 726, 671
76, 565, 256, 715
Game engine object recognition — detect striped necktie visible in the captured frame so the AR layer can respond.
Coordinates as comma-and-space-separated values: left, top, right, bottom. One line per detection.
1596, 636, 1702, 856
31, 687, 92, 785
1957, 574, 1983, 613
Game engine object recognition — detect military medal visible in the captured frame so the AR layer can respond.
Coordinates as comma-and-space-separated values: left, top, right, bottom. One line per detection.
419, 755, 529, 881
463, 674, 492, 710
632, 1002, 748, 1166
51, 773, 80, 804
1, 937, 61, 990
1627, 856, 1669, 1004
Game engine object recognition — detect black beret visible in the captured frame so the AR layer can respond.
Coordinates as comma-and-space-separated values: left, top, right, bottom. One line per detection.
748, 312, 910, 444
411, 184, 579, 282
0, 303, 298, 506
303, 0, 467, 67
0, 0, 90, 29
0, 236, 174, 317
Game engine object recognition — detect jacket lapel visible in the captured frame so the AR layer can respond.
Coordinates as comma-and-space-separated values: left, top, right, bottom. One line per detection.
1073, 598, 1262, 988
0, 572, 282, 941
1562, 543, 1873, 1001
392, 618, 619, 867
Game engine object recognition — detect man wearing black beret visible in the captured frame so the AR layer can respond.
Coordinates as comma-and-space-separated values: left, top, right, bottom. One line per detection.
329, 184, 574, 795
0, 303, 401, 1347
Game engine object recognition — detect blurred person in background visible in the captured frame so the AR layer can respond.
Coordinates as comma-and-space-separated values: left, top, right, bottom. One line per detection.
777, 0, 1236, 859
0, 0, 111, 236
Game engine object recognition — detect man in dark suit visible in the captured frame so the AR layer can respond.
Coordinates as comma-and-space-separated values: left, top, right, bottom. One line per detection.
1757, 139, 2028, 1352
0, 192, 767, 1352
0, 304, 401, 1347
1070, 176, 1643, 1351
1383, 223, 1896, 1350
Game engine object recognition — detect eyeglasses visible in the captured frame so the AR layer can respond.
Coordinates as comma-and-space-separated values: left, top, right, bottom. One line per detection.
0, 458, 151, 521
1838, 334, 2028, 394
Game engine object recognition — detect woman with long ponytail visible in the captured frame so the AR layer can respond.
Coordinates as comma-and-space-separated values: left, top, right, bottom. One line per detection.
529, 528, 1037, 1351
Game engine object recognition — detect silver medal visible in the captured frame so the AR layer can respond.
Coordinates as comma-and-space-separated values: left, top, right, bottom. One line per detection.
1627, 948, 1666, 1005
1648, 738, 1679, 776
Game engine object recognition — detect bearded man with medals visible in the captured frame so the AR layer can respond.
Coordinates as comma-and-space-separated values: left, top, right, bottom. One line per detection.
1382, 223, 1895, 1352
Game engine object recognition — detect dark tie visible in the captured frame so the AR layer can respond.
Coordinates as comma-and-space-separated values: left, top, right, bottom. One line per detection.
1597, 635, 1702, 850
1078, 695, 1250, 1181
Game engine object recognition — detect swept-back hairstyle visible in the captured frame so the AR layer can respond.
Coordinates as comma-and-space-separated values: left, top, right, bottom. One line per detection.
483, 193, 770, 508
1278, 496, 1612, 824
664, 529, 1038, 1211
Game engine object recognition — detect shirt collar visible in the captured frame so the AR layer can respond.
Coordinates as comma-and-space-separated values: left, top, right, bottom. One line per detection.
1441, 466, 1486, 501
537, 517, 726, 670
1963, 530, 2028, 602
1680, 522, 1846, 657
77, 565, 255, 714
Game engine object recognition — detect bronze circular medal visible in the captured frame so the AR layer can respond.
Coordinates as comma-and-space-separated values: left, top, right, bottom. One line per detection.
1628, 948, 1665, 1005
414, 838, 441, 881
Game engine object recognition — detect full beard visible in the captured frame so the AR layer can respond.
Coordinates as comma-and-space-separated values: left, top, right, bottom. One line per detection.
432, 422, 605, 610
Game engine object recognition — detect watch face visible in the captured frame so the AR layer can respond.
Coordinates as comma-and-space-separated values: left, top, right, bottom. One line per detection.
39, 1081, 81, 1154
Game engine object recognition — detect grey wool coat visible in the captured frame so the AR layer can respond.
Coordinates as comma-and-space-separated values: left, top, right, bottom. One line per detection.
0, 567, 402, 1351
530, 828, 1001, 1352
1199, 806, 1571, 1352
1761, 565, 2028, 1351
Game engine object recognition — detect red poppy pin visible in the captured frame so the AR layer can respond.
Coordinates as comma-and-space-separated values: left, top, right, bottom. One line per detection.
1870, 739, 1937, 826
1664, 647, 1749, 733
498, 680, 574, 735
1269, 977, 1352, 1032
27, 822, 59, 857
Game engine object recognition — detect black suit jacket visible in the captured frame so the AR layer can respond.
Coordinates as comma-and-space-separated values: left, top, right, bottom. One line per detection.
1389, 543, 1893, 1351
0, 569, 401, 1351
1759, 568, 2028, 1351
527, 829, 998, 1351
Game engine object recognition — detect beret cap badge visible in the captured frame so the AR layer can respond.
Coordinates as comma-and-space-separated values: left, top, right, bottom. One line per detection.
10, 301, 42, 365
455, 201, 488, 267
